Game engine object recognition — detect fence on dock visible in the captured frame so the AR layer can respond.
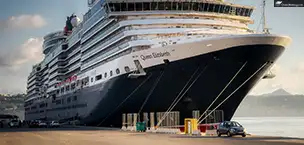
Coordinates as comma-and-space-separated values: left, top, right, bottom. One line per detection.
121, 110, 224, 135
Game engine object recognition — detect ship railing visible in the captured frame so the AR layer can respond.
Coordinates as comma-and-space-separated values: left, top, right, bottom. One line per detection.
81, 22, 121, 51
81, 42, 131, 70
82, 18, 115, 43
81, 31, 126, 61
48, 46, 81, 68
64, 63, 81, 75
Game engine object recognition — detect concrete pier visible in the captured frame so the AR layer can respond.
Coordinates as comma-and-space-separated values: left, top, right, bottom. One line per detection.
0, 127, 303, 145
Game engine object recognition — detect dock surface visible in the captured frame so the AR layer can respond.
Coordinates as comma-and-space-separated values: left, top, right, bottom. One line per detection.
0, 127, 303, 145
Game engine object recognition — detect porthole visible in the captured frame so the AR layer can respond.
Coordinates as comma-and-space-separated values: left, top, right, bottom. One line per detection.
124, 66, 130, 72
116, 68, 120, 74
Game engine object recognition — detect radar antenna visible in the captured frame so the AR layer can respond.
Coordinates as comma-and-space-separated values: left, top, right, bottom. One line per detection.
262, 0, 270, 34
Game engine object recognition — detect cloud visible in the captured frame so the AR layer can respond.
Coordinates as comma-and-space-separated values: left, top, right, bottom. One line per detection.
0, 14, 47, 30
0, 37, 44, 94
250, 63, 304, 95
0, 37, 44, 70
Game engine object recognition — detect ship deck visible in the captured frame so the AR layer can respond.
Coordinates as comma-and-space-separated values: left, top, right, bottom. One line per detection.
0, 126, 303, 145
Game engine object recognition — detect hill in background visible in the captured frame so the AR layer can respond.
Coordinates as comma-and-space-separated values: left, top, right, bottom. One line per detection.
234, 89, 304, 117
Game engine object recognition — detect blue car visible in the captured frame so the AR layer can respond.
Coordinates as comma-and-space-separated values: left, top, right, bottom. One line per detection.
217, 121, 246, 137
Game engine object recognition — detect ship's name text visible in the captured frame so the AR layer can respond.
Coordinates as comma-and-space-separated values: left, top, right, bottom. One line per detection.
140, 52, 171, 61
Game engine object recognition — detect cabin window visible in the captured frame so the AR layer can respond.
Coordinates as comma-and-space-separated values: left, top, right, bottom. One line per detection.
116, 68, 120, 74
193, 2, 199, 11
71, 83, 76, 90
61, 87, 64, 93
135, 3, 143, 11
128, 3, 135, 11
106, 2, 250, 18
82, 77, 89, 86
73, 96, 77, 101
124, 66, 130, 72
236, 7, 242, 16
67, 97, 71, 103
76, 80, 80, 86
143, 2, 150, 11
110, 70, 113, 76
121, 3, 127, 11
95, 74, 102, 80
182, 2, 191, 11
104, 72, 107, 78
66, 85, 70, 91
91, 78, 93, 82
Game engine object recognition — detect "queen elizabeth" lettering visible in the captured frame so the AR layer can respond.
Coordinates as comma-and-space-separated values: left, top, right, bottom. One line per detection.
140, 51, 171, 61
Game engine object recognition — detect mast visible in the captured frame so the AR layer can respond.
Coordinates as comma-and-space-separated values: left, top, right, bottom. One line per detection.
262, 0, 270, 34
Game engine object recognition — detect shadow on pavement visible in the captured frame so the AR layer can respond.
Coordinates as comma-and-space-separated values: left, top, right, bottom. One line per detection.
0, 125, 120, 133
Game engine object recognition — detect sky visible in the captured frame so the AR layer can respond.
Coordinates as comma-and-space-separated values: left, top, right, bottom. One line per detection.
0, 0, 303, 95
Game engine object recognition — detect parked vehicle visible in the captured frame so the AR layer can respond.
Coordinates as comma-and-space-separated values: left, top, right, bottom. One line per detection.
8, 120, 20, 128
217, 121, 246, 137
29, 120, 40, 128
49, 121, 60, 128
38, 120, 47, 128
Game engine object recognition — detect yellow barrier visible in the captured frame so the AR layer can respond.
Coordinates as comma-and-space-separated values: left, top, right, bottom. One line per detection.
184, 118, 198, 135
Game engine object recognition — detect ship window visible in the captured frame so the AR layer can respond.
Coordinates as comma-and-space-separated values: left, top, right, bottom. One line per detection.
236, 7, 242, 16
213, 4, 220, 13
241, 8, 247, 16
91, 78, 93, 82
222, 5, 230, 14
127, 3, 135, 11
249, 9, 253, 17
116, 68, 120, 74
66, 85, 70, 91
158, 2, 165, 10
143, 2, 150, 11
121, 2, 127, 11
201, 3, 207, 11
73, 96, 77, 101
135, 3, 143, 11
110, 70, 113, 76
113, 3, 121, 12
67, 97, 71, 103
95, 74, 102, 80
124, 66, 130, 72
104, 72, 107, 78
192, 2, 198, 11
151, 2, 158, 10
71, 83, 76, 90
182, 2, 190, 11
61, 87, 64, 93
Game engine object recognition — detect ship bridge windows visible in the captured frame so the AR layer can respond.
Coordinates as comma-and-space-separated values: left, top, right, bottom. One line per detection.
108, 2, 253, 17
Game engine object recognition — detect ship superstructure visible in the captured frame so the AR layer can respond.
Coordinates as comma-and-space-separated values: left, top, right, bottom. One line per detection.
24, 0, 291, 127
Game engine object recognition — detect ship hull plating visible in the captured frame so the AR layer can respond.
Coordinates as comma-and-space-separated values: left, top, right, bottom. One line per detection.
25, 44, 285, 127
82, 44, 284, 126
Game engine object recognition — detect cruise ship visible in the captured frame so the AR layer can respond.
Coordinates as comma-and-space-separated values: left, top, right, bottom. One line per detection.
24, 0, 291, 127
